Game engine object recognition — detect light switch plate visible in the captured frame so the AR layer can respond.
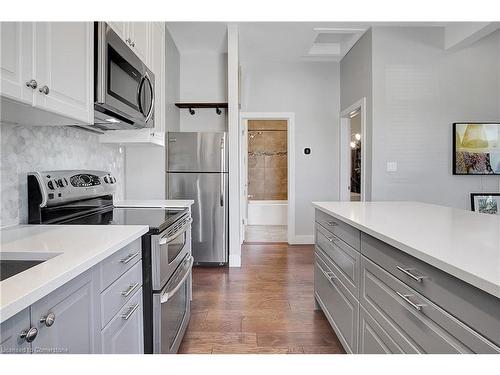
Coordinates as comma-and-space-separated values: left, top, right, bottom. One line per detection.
387, 161, 398, 173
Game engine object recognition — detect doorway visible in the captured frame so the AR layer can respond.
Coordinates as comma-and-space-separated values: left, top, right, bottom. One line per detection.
239, 112, 296, 244
339, 98, 366, 202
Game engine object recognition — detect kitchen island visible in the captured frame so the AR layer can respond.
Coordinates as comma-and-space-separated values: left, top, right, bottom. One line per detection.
312, 201, 500, 354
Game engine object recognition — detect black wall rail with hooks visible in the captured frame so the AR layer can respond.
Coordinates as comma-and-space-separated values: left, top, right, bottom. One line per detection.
175, 102, 228, 116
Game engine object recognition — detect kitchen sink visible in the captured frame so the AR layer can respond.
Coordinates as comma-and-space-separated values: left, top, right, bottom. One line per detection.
0, 259, 46, 282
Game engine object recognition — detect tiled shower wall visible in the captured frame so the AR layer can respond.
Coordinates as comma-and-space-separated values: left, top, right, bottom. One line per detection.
248, 120, 287, 200
0, 124, 125, 227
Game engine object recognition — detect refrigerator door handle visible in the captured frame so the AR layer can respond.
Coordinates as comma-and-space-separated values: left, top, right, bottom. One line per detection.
220, 138, 225, 207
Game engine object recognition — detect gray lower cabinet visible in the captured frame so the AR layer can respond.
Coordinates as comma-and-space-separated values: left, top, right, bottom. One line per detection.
314, 208, 500, 354
30, 270, 99, 354
0, 308, 31, 354
101, 289, 144, 354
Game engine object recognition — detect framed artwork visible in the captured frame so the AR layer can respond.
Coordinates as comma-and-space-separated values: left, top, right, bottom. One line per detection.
470, 193, 500, 215
453, 123, 500, 175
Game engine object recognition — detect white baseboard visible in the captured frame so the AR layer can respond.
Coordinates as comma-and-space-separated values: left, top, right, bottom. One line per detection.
288, 235, 314, 245
229, 254, 241, 267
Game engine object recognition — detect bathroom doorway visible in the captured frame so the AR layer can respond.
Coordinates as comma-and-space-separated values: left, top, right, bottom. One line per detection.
244, 119, 288, 242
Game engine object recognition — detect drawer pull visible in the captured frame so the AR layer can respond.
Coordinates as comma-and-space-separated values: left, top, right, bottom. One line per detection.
397, 266, 424, 282
326, 235, 338, 243
121, 303, 140, 320
327, 221, 337, 227
318, 263, 338, 283
396, 291, 425, 311
121, 282, 140, 297
120, 252, 140, 264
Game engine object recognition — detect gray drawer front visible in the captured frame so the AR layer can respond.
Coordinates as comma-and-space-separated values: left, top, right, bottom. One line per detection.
361, 233, 500, 346
315, 253, 358, 353
360, 256, 500, 354
315, 209, 360, 250
315, 237, 359, 297
101, 260, 143, 329
101, 289, 144, 354
99, 238, 142, 292
359, 305, 406, 354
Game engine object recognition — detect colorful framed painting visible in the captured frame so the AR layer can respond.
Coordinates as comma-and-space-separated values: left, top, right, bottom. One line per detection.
470, 193, 500, 215
453, 123, 500, 175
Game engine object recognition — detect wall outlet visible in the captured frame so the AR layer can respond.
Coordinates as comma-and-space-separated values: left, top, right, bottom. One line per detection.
387, 161, 398, 173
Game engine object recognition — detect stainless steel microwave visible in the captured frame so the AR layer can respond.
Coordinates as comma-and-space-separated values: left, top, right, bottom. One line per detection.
93, 22, 155, 131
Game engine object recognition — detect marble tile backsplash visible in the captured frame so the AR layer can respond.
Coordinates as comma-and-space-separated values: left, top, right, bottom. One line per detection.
0, 124, 125, 227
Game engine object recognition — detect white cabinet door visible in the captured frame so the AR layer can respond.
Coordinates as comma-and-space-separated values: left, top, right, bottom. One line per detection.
149, 22, 165, 134
30, 270, 99, 354
129, 22, 149, 64
0, 22, 34, 104
33, 22, 93, 124
108, 21, 128, 42
0, 308, 32, 354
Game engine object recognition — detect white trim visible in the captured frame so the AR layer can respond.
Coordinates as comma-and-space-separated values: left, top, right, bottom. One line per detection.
239, 112, 296, 244
229, 254, 241, 267
290, 235, 315, 245
339, 98, 367, 202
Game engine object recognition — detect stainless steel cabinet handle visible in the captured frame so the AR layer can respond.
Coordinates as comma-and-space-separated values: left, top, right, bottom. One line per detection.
121, 282, 140, 297
20, 327, 38, 343
396, 291, 425, 311
40, 312, 56, 327
318, 263, 337, 283
121, 303, 140, 320
125, 38, 132, 45
25, 79, 38, 89
397, 266, 424, 282
130, 40, 135, 47
120, 252, 140, 264
327, 221, 337, 227
39, 85, 49, 95
326, 235, 338, 243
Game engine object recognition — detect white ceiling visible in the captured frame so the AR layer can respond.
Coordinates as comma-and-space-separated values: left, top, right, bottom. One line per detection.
166, 22, 497, 63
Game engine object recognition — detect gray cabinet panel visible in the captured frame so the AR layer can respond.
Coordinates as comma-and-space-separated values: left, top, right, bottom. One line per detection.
30, 270, 99, 354
316, 225, 360, 296
315, 210, 360, 250
315, 253, 358, 353
98, 238, 142, 292
0, 308, 31, 354
359, 305, 405, 354
101, 289, 144, 354
360, 256, 500, 354
100, 260, 142, 329
361, 233, 500, 346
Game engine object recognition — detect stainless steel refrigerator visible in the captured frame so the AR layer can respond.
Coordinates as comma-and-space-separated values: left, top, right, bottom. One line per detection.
166, 132, 228, 264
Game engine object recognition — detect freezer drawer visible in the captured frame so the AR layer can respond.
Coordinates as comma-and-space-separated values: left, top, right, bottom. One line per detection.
167, 172, 228, 264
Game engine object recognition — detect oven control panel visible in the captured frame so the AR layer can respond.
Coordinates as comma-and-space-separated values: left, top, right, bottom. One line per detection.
28, 170, 117, 207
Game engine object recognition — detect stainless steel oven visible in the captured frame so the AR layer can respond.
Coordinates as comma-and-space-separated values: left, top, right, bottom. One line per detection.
93, 22, 155, 131
151, 213, 193, 353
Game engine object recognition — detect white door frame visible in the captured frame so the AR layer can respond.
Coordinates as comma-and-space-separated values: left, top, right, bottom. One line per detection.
339, 98, 367, 202
239, 112, 296, 244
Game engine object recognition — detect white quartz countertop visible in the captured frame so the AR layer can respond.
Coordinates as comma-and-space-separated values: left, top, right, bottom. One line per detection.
0, 224, 148, 323
312, 201, 500, 299
114, 199, 194, 208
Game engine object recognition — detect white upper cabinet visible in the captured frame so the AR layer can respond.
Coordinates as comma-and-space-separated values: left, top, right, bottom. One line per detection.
0, 22, 33, 105
150, 22, 165, 135
0, 22, 93, 126
108, 22, 150, 67
33, 22, 93, 124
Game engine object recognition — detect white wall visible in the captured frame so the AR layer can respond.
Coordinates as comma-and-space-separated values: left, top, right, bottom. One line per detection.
179, 52, 228, 132
371, 27, 500, 209
241, 61, 340, 238
340, 29, 373, 200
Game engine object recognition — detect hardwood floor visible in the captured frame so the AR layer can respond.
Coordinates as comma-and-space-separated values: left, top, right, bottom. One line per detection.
178, 243, 345, 354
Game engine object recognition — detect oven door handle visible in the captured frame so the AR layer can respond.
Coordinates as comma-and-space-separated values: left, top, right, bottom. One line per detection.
160, 255, 193, 304
159, 218, 192, 245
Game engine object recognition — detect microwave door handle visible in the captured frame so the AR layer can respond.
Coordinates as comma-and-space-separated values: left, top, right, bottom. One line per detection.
160, 256, 193, 304
137, 75, 146, 116
143, 73, 154, 123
